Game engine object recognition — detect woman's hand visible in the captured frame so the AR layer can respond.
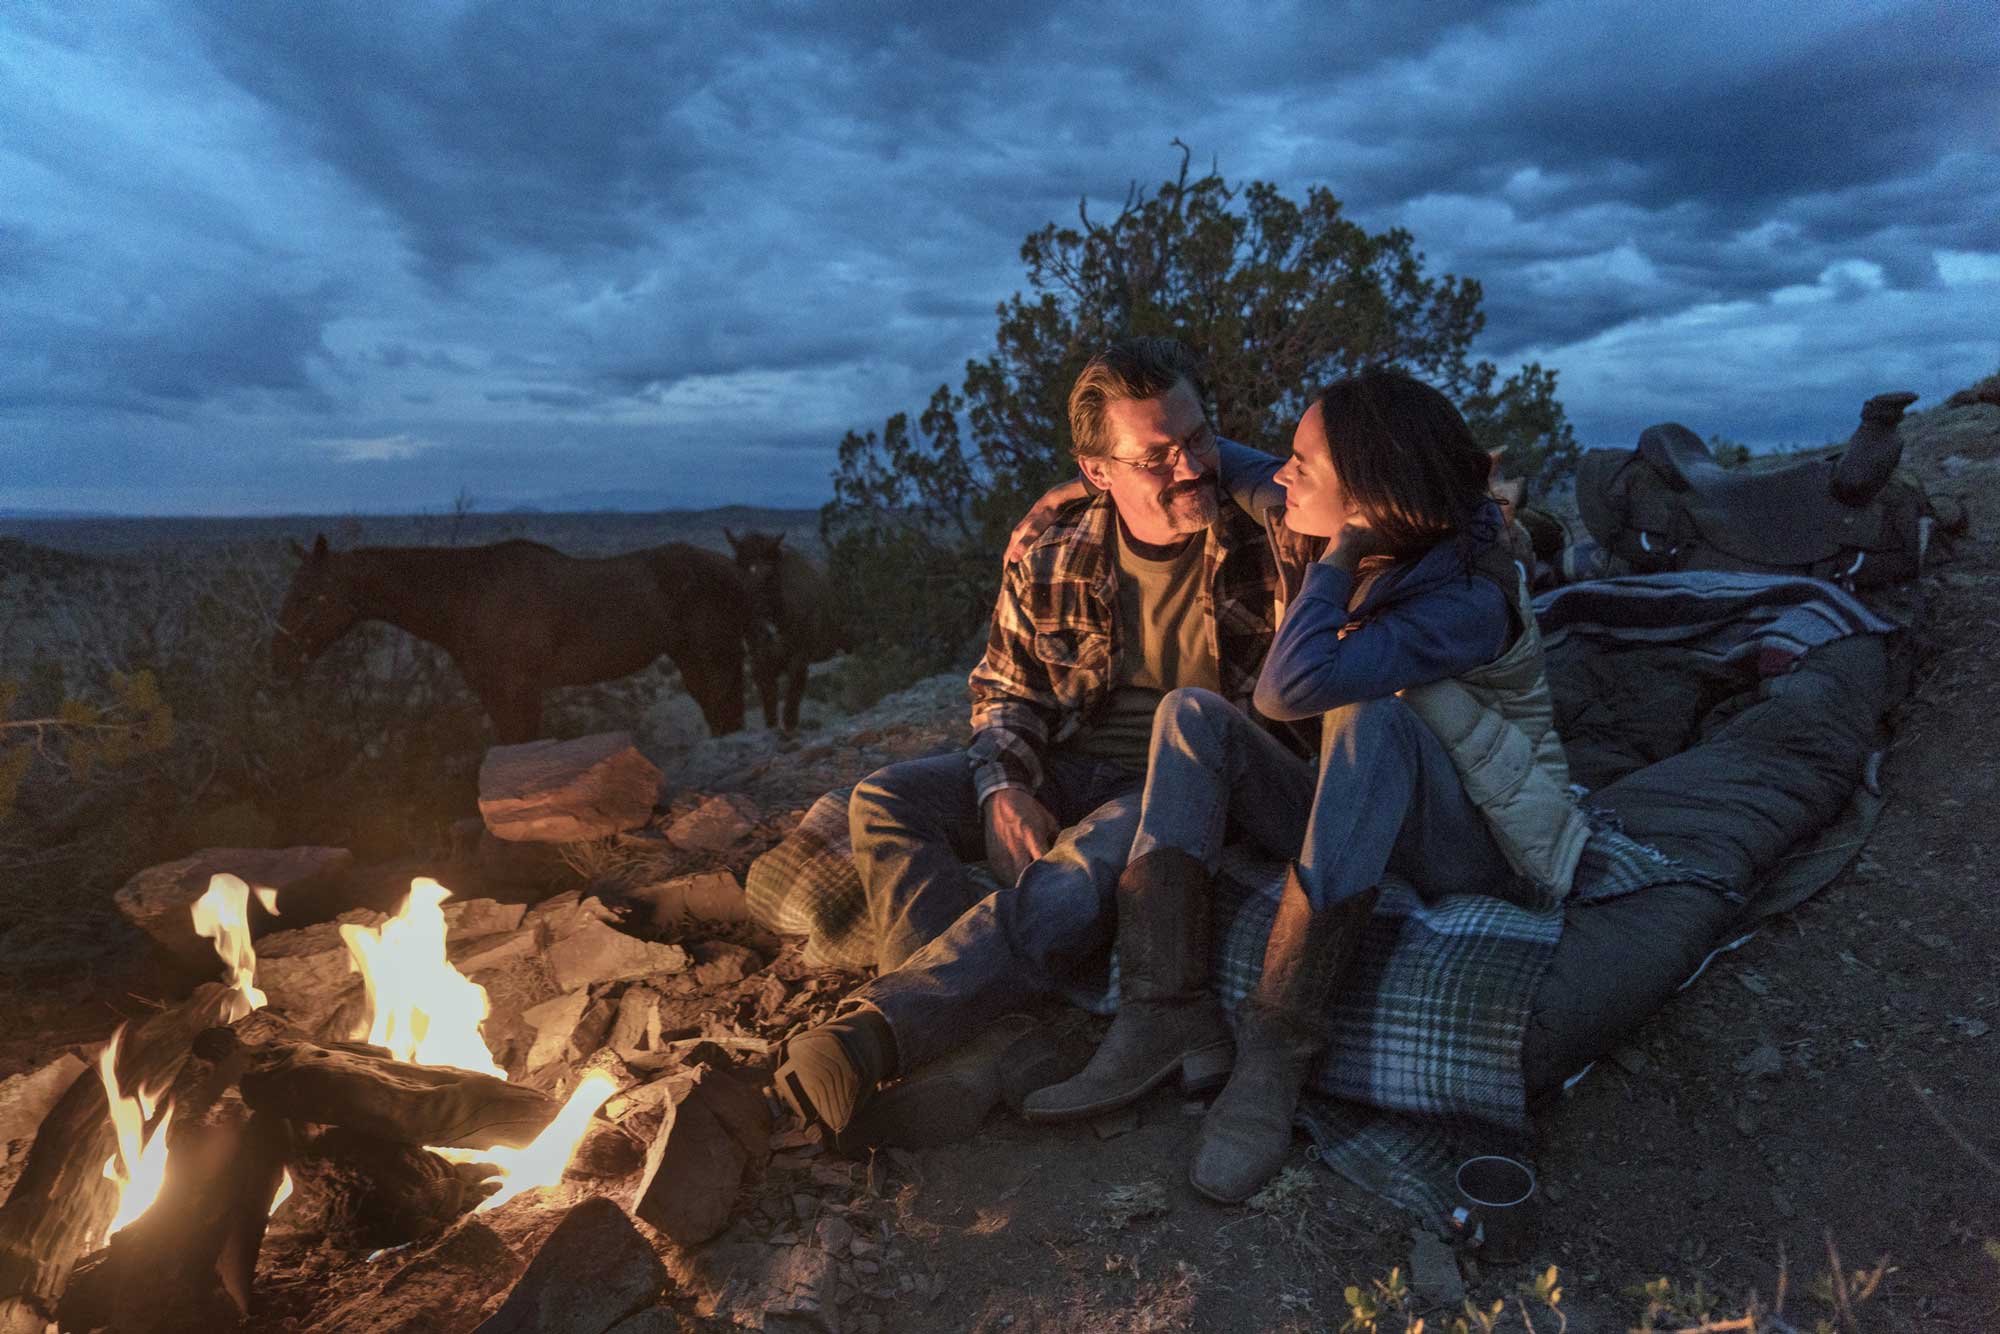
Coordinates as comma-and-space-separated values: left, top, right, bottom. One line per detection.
1327, 520, 1391, 568
1005, 478, 1090, 564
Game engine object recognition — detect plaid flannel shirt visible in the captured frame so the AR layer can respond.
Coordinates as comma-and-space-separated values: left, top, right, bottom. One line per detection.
966, 480, 1307, 801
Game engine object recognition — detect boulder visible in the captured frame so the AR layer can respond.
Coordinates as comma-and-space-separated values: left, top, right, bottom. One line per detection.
113, 847, 353, 967
632, 1065, 772, 1246
479, 733, 663, 843
665, 794, 759, 854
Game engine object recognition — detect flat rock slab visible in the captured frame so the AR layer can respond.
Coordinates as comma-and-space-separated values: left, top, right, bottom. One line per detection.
665, 794, 760, 854
520, 991, 591, 1071
113, 847, 354, 967
546, 919, 691, 992
480, 733, 663, 843
474, 1197, 666, 1334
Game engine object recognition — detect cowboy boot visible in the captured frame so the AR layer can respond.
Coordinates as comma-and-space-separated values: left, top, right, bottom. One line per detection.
1022, 847, 1233, 1123
1189, 864, 1376, 1203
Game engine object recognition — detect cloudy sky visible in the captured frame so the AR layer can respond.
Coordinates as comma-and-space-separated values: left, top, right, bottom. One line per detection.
3, 1, 1995, 515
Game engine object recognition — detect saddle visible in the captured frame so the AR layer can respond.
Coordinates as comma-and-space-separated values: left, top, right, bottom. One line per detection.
1577, 392, 1930, 588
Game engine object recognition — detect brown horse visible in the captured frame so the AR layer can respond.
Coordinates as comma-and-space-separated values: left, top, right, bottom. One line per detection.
273, 534, 757, 744
723, 529, 847, 732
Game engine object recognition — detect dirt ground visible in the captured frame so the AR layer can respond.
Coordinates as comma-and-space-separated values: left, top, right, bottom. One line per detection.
5, 407, 1999, 1332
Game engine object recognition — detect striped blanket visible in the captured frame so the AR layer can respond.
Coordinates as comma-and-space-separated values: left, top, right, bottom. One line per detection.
744, 573, 1895, 1223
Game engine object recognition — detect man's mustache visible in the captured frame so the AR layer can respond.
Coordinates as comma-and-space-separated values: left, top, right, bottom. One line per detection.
1162, 476, 1217, 505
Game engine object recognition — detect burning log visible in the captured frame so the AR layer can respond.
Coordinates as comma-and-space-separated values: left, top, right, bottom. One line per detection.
0, 984, 234, 1334
282, 1126, 497, 1251
224, 1030, 562, 1150
56, 1103, 286, 1334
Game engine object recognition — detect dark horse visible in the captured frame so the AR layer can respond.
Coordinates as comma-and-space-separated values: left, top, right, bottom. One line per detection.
273, 534, 759, 744
723, 529, 847, 732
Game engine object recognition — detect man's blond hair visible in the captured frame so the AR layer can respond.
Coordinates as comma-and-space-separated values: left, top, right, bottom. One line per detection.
1067, 337, 1209, 459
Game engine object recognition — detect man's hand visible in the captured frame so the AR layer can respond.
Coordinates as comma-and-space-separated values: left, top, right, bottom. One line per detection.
1004, 478, 1091, 564
982, 787, 1059, 886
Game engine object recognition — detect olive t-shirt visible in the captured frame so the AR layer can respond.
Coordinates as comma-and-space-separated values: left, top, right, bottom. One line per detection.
1072, 521, 1220, 769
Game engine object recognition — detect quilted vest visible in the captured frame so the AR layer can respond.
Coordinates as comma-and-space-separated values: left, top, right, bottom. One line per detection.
1399, 551, 1591, 904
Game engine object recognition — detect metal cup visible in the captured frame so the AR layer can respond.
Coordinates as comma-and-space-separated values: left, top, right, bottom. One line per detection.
1447, 1155, 1538, 1264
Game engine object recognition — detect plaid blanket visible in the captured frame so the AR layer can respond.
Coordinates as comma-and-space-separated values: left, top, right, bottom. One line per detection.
743, 572, 1894, 1225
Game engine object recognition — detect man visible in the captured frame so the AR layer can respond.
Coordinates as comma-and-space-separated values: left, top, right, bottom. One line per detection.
774, 336, 1308, 1142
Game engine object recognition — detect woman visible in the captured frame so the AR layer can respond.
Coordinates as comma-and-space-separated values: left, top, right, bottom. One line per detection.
1020, 366, 1589, 1202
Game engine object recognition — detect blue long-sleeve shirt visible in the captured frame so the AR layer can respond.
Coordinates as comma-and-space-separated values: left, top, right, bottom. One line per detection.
1213, 439, 1513, 723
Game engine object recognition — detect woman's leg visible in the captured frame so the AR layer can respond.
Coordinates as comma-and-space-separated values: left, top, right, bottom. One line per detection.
1026, 688, 1313, 1122
1295, 695, 1514, 906
1127, 687, 1320, 869
1192, 694, 1511, 1203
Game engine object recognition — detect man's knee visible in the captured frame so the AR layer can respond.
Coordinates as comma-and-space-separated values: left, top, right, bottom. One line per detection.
850, 757, 958, 842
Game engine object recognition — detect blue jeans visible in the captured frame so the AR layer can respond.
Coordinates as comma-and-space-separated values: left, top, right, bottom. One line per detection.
852, 749, 1143, 974
855, 754, 1142, 1071
1130, 687, 1516, 908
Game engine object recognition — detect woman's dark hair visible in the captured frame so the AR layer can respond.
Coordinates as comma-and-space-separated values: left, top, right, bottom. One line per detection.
1316, 366, 1493, 557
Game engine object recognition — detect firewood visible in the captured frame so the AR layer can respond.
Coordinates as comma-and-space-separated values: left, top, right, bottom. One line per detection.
0, 984, 233, 1334
56, 1098, 286, 1334
226, 1032, 561, 1150
282, 1126, 497, 1251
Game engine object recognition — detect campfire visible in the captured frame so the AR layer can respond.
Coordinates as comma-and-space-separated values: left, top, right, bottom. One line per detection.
93, 875, 614, 1248
0, 866, 764, 1333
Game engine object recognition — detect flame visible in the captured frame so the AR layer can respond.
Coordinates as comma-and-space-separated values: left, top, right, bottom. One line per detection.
98, 1027, 174, 1243
339, 877, 503, 1077
441, 1072, 619, 1212
348, 878, 619, 1206
192, 873, 271, 1023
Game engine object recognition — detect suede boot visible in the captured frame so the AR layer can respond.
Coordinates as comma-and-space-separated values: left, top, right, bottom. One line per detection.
773, 1005, 898, 1140
1022, 847, 1233, 1123
844, 1014, 1051, 1149
1189, 865, 1376, 1204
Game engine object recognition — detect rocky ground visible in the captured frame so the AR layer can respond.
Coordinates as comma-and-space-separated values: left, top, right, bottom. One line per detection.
3, 389, 1999, 1332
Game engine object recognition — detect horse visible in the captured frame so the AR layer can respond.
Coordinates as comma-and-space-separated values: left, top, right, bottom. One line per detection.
272, 534, 759, 744
722, 529, 848, 733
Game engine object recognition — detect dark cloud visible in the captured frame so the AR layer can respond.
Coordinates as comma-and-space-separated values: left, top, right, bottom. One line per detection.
4, 0, 1996, 513
0, 274, 337, 417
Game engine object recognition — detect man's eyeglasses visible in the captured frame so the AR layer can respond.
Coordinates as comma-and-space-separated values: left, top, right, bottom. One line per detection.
1102, 430, 1218, 477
